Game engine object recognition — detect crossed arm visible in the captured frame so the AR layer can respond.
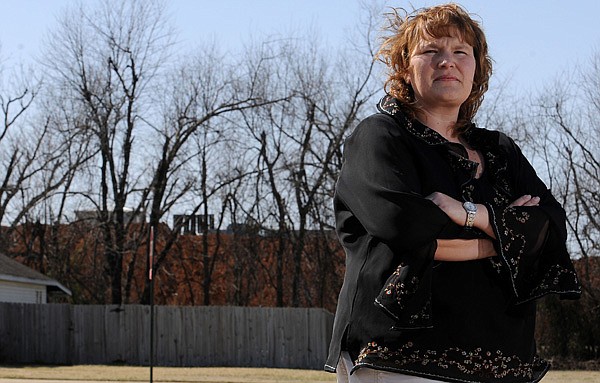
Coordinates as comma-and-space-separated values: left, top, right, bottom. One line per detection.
426, 193, 540, 261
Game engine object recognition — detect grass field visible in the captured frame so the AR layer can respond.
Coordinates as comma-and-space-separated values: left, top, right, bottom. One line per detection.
0, 365, 599, 382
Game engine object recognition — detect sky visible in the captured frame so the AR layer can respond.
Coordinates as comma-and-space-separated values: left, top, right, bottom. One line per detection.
1, 0, 599, 95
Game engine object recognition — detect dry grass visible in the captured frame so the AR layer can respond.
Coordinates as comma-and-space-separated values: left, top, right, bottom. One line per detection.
0, 366, 332, 383
0, 365, 599, 382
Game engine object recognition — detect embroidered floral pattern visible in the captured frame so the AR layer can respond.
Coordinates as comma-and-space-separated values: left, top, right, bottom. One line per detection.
382, 263, 417, 308
489, 204, 581, 303
489, 256, 505, 274
357, 341, 547, 381
378, 94, 401, 115
376, 263, 433, 327
525, 264, 581, 300
408, 299, 431, 325
462, 184, 476, 203
484, 150, 513, 203
500, 209, 528, 262
377, 95, 447, 146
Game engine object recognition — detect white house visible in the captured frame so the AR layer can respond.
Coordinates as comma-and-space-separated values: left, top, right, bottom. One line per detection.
0, 253, 71, 303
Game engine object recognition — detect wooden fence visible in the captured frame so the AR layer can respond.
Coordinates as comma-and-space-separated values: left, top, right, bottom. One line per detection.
0, 303, 334, 369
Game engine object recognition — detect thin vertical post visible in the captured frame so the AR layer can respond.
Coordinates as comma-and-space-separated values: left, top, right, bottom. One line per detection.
148, 225, 155, 383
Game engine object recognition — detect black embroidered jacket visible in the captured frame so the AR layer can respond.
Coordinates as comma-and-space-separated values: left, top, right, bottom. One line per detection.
324, 95, 581, 382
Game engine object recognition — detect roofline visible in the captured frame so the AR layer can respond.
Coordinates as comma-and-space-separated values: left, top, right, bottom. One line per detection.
0, 274, 72, 296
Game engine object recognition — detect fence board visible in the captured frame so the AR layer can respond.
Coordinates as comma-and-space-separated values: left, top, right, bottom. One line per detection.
0, 303, 72, 364
0, 303, 334, 369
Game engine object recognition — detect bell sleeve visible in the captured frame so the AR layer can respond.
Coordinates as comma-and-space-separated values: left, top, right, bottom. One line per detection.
486, 134, 581, 303
335, 114, 451, 327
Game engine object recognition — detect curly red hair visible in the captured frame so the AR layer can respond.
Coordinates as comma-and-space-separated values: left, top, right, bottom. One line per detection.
378, 3, 492, 132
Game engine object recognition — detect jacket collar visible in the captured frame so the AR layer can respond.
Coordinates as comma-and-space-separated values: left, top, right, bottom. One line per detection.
377, 95, 511, 197
377, 95, 491, 148
377, 95, 446, 146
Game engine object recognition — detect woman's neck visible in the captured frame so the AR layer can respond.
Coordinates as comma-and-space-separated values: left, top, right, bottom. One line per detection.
415, 109, 461, 143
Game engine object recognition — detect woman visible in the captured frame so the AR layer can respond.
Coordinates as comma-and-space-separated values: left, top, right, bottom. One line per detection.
325, 4, 581, 383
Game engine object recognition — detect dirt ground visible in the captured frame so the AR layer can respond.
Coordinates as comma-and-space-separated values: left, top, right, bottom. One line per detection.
0, 365, 599, 382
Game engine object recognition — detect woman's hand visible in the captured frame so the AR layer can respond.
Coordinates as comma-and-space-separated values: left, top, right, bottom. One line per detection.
426, 192, 465, 226
509, 195, 540, 207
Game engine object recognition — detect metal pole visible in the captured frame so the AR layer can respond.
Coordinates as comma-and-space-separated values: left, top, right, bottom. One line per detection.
148, 225, 155, 383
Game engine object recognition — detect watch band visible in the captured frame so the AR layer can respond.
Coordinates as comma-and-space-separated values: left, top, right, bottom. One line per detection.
463, 201, 477, 228
465, 209, 476, 228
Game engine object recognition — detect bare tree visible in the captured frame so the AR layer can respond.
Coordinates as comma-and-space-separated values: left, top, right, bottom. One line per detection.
41, 0, 175, 304
234, 7, 381, 305
0, 82, 37, 230
137, 43, 281, 305
0, 59, 95, 281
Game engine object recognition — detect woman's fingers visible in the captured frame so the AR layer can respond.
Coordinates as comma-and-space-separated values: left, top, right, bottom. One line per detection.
509, 195, 540, 207
426, 192, 466, 226
426, 192, 454, 210
425, 191, 442, 203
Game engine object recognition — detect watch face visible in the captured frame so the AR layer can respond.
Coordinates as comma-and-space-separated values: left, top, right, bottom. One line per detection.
464, 201, 477, 212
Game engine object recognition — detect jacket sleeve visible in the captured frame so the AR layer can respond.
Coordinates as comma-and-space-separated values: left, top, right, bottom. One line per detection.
486, 134, 581, 303
336, 114, 451, 251
335, 114, 450, 327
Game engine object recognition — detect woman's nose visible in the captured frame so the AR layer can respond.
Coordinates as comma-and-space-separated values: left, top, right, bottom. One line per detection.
438, 52, 455, 68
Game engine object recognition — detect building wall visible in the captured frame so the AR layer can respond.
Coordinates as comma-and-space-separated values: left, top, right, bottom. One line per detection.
0, 280, 46, 304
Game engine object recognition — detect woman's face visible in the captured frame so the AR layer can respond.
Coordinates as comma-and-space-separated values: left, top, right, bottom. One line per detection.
405, 32, 476, 115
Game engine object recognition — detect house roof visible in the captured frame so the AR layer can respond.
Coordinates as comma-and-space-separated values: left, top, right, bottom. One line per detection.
0, 253, 72, 296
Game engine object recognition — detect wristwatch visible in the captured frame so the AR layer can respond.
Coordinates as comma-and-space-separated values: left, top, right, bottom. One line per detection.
463, 201, 477, 228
